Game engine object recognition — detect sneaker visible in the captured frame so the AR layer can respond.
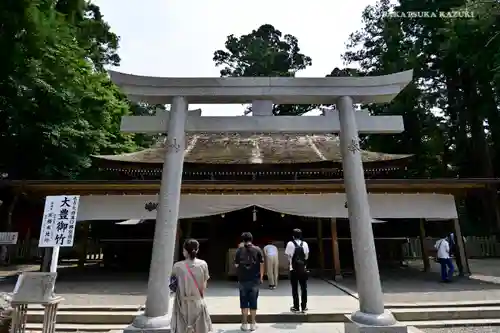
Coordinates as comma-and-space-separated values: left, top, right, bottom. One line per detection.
301, 307, 308, 313
240, 323, 249, 331
250, 322, 257, 331
290, 307, 300, 313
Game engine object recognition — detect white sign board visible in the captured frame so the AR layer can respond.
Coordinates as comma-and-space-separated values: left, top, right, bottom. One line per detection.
39, 195, 80, 247
0, 232, 18, 245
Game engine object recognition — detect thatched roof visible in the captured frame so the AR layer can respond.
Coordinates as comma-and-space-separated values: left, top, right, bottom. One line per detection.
93, 134, 411, 165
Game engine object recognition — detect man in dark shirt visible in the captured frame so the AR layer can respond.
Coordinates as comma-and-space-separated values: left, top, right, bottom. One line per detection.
234, 232, 264, 331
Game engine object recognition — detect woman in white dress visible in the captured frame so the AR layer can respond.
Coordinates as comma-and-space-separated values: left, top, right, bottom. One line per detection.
171, 239, 212, 333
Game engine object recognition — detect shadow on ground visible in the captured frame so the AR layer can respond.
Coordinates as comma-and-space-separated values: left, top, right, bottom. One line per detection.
338, 263, 500, 303
0, 264, 341, 297
3, 259, 500, 305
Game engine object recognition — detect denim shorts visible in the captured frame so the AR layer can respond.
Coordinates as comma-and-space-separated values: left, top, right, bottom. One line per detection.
239, 281, 259, 310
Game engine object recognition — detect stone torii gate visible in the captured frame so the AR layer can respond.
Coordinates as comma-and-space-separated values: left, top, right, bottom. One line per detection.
109, 70, 414, 333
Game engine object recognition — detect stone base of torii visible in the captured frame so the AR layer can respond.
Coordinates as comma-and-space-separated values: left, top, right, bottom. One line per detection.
109, 71, 414, 333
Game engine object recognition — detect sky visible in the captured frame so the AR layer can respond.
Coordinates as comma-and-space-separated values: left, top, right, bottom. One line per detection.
93, 0, 376, 116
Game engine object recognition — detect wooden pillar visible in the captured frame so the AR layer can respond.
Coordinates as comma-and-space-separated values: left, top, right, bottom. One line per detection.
418, 219, 430, 272
317, 219, 325, 274
185, 219, 193, 239
173, 220, 182, 262
41, 248, 52, 272
330, 218, 342, 281
78, 221, 90, 268
4, 192, 20, 265
17, 227, 31, 264
453, 218, 470, 276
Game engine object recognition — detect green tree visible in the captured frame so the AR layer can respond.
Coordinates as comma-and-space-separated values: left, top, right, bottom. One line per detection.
54, 0, 159, 148
55, 0, 120, 71
0, 0, 138, 180
341, 0, 445, 178
128, 102, 166, 148
213, 24, 314, 115
342, 0, 500, 232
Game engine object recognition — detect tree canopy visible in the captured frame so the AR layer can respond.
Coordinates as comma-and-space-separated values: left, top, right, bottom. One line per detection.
3, 1, 500, 233
0, 0, 146, 180
213, 24, 315, 115
340, 0, 500, 232
211, 4, 500, 232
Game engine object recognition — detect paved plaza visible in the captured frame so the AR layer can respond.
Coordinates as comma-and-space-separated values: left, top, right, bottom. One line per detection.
334, 259, 500, 304
1, 259, 500, 307
210, 323, 425, 333
0, 266, 358, 313
213, 323, 500, 333
423, 328, 500, 333
1, 261, 500, 332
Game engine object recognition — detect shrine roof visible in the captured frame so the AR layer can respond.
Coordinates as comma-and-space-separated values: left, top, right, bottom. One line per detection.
92, 134, 411, 165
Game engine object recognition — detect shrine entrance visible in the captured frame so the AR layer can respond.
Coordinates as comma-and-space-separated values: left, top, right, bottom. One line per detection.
178, 207, 310, 279
94, 206, 329, 278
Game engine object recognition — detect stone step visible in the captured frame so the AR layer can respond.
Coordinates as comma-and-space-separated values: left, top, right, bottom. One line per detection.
30, 305, 144, 312
24, 305, 500, 326
386, 300, 500, 309
405, 318, 500, 328
392, 306, 500, 322
25, 322, 427, 333
25, 299, 500, 311
24, 320, 500, 333
213, 323, 426, 333
27, 311, 141, 325
25, 323, 126, 332
26, 310, 348, 324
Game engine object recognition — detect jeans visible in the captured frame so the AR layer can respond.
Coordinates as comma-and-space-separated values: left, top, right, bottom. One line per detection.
439, 258, 454, 281
290, 270, 307, 310
239, 281, 259, 310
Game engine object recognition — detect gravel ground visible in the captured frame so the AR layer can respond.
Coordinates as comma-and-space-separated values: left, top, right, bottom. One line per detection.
423, 327, 500, 333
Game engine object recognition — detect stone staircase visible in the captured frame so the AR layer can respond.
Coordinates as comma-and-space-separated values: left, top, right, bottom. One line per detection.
22, 301, 500, 332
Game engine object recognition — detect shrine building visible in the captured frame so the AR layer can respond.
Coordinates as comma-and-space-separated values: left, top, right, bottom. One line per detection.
0, 131, 490, 279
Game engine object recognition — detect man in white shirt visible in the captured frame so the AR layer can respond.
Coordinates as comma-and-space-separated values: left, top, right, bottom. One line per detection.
263, 240, 279, 289
285, 229, 309, 313
435, 233, 455, 282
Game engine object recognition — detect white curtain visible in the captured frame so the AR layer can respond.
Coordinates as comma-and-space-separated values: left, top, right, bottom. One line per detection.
179, 194, 339, 219
77, 193, 458, 221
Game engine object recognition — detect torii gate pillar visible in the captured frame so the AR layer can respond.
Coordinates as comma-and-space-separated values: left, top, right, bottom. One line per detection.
129, 97, 188, 331
338, 96, 398, 329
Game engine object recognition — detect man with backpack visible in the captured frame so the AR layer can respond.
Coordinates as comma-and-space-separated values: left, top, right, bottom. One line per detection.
285, 228, 309, 313
234, 232, 264, 331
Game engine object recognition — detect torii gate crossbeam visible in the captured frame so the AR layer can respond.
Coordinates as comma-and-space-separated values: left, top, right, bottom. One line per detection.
120, 111, 404, 134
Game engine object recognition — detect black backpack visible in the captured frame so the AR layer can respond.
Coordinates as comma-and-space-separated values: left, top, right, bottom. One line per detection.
291, 240, 306, 274
239, 246, 257, 271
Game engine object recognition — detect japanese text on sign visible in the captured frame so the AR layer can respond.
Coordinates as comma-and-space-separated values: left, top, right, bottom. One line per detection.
0, 232, 18, 245
38, 195, 80, 247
